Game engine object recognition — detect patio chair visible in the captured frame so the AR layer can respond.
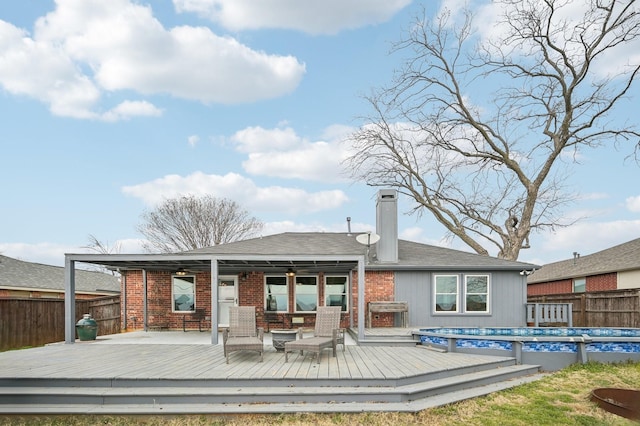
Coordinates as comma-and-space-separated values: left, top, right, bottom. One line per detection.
222, 306, 264, 364
284, 306, 344, 364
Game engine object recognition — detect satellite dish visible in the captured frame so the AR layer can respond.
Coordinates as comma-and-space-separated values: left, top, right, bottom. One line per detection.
356, 232, 380, 246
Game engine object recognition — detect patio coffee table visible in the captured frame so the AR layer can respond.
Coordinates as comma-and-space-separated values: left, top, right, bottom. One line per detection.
271, 329, 297, 351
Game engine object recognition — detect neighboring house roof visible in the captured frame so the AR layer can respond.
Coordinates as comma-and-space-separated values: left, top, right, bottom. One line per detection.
528, 237, 640, 284
0, 254, 120, 294
186, 232, 537, 271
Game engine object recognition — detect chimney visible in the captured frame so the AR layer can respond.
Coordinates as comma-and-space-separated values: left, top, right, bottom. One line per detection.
376, 189, 398, 263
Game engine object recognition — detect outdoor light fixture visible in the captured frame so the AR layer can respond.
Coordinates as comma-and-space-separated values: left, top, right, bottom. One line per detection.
175, 268, 188, 276
286, 268, 296, 277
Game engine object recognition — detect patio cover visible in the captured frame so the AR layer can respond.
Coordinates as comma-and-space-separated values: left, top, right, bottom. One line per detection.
64, 253, 365, 345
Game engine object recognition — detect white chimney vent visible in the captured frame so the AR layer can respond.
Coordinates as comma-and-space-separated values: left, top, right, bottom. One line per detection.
376, 189, 398, 263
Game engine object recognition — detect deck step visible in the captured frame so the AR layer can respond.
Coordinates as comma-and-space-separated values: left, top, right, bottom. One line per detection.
0, 364, 542, 413
0, 374, 546, 414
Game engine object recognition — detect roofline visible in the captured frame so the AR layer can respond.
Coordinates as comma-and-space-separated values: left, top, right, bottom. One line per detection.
0, 285, 119, 295
65, 253, 364, 262
366, 264, 534, 272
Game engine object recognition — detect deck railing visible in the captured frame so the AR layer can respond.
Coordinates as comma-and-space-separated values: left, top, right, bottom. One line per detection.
526, 303, 573, 327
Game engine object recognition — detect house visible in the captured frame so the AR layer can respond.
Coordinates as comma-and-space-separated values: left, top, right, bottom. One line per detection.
527, 238, 640, 296
63, 189, 537, 344
0, 254, 120, 299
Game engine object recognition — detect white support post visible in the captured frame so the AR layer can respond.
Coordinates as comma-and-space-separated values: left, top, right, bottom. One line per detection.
142, 269, 148, 332
357, 256, 365, 342
64, 256, 76, 344
210, 258, 219, 345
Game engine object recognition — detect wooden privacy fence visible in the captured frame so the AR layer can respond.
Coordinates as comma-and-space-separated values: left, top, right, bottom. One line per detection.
528, 289, 640, 328
0, 295, 120, 351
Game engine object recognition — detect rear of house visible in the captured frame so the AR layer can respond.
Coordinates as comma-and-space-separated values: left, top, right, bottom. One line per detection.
114, 190, 537, 333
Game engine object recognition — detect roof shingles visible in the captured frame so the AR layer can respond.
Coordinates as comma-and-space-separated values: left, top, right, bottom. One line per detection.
0, 255, 120, 294
528, 238, 640, 283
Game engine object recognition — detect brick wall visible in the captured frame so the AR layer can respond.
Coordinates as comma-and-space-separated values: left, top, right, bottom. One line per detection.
122, 269, 388, 331
361, 270, 395, 327
527, 272, 618, 296
586, 272, 617, 292
527, 279, 572, 296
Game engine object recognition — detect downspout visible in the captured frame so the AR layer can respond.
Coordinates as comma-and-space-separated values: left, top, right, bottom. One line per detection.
64, 256, 76, 344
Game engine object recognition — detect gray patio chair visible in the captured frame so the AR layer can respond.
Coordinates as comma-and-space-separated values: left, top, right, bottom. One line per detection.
284, 306, 344, 364
222, 306, 264, 364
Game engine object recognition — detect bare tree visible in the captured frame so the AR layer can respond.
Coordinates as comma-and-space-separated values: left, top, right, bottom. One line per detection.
138, 195, 264, 253
82, 234, 122, 275
83, 234, 122, 255
345, 0, 640, 260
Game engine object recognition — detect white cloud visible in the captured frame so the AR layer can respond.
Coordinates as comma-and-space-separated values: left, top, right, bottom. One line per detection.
440, 0, 640, 78
626, 195, 640, 213
0, 238, 147, 267
0, 242, 78, 266
101, 100, 163, 122
538, 219, 640, 259
187, 135, 200, 147
229, 125, 353, 182
173, 0, 411, 35
121, 171, 349, 214
231, 126, 301, 153
0, 0, 305, 119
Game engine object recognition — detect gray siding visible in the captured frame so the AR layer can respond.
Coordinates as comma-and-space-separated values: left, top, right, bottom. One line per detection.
394, 271, 527, 328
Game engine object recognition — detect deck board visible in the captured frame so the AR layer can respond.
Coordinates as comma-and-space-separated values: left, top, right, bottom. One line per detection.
0, 342, 516, 384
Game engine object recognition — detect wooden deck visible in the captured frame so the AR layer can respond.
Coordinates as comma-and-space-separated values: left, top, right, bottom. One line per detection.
0, 332, 543, 413
0, 342, 512, 383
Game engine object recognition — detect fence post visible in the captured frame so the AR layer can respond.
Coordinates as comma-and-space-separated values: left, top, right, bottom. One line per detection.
637, 290, 640, 328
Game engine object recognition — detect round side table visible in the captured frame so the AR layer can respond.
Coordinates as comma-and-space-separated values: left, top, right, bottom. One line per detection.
271, 329, 298, 351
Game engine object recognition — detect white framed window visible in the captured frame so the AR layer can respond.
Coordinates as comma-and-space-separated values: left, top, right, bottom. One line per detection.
172, 275, 195, 312
295, 276, 318, 312
265, 275, 288, 312
325, 275, 349, 312
434, 274, 459, 313
434, 273, 492, 314
573, 278, 586, 293
464, 274, 490, 313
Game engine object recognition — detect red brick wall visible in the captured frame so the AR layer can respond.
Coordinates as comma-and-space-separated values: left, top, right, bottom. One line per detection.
360, 270, 395, 327
527, 279, 572, 296
586, 273, 617, 292
122, 269, 389, 330
527, 272, 618, 296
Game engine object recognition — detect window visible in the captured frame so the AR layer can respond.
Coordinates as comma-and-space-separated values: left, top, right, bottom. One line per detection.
172, 275, 195, 312
265, 276, 288, 312
465, 275, 489, 312
434, 275, 458, 312
325, 275, 349, 312
573, 278, 586, 293
434, 273, 491, 314
295, 276, 318, 312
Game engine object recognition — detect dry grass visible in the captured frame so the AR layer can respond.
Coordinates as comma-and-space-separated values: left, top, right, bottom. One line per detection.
1, 361, 638, 426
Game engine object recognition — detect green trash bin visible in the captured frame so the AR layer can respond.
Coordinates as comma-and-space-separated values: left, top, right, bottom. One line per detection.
76, 314, 98, 341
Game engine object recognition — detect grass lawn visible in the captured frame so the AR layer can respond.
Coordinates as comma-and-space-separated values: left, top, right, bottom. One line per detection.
1, 361, 639, 425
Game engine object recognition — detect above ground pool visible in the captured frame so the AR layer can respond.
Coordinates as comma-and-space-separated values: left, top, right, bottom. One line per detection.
415, 327, 640, 371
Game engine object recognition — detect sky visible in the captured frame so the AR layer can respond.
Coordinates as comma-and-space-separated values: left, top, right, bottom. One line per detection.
1, 0, 639, 269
